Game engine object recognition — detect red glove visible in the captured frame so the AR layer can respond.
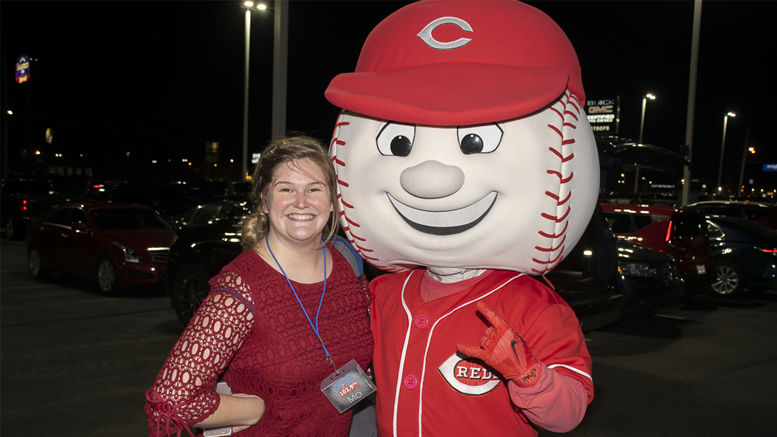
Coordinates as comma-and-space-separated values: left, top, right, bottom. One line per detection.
456, 301, 542, 388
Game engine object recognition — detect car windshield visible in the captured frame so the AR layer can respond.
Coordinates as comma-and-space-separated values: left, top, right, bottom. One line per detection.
714, 218, 777, 238
231, 182, 251, 196
90, 209, 172, 231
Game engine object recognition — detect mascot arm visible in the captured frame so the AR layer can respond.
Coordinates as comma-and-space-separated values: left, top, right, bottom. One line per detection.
508, 365, 588, 433
456, 301, 588, 432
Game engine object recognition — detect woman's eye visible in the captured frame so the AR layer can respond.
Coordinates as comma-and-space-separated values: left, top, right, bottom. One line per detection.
376, 122, 415, 156
457, 124, 503, 154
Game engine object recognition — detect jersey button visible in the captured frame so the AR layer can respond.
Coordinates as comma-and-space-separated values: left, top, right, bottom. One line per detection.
403, 374, 418, 390
414, 314, 429, 329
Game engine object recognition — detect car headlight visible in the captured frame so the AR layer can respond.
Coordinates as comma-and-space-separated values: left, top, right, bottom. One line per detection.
619, 262, 654, 278
114, 242, 140, 263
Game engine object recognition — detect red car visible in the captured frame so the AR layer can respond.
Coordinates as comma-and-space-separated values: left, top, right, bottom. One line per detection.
599, 203, 716, 288
26, 203, 175, 293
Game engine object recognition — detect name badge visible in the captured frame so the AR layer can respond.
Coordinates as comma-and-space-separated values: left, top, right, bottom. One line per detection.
320, 359, 377, 414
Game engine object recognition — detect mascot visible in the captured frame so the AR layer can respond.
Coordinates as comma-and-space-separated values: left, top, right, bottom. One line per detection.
326, 1, 598, 435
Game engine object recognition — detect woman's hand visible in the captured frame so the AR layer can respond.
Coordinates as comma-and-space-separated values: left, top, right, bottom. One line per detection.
230, 393, 265, 433
196, 392, 266, 431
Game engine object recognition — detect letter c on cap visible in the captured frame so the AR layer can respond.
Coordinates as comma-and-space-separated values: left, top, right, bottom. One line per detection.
417, 16, 472, 50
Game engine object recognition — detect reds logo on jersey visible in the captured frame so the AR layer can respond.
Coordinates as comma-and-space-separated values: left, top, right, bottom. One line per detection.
437, 353, 501, 396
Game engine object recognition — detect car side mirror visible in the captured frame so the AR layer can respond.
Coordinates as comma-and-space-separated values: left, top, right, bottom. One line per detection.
71, 221, 89, 233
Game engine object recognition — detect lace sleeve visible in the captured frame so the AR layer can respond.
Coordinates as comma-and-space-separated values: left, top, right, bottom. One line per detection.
145, 271, 256, 437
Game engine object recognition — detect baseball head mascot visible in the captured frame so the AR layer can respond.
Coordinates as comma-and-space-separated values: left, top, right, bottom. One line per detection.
326, 1, 598, 435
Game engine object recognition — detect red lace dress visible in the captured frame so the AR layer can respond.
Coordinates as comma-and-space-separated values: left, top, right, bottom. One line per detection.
145, 249, 374, 437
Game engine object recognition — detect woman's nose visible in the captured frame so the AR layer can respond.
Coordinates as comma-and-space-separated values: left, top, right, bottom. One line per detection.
294, 191, 309, 207
400, 160, 465, 199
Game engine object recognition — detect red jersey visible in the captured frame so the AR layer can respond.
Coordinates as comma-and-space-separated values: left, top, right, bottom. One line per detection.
370, 269, 593, 436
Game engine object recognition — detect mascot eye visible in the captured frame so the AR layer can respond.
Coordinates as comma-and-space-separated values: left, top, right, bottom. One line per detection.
376, 122, 415, 156
457, 124, 503, 154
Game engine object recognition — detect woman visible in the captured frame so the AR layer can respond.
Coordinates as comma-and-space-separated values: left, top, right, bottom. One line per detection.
145, 136, 374, 436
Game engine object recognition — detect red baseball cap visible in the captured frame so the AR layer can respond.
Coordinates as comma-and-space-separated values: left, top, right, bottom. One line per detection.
326, 0, 584, 126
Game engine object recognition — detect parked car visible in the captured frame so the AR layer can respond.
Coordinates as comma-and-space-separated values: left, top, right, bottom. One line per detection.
705, 216, 777, 295
615, 240, 685, 316
544, 205, 623, 331
189, 180, 252, 203
26, 203, 175, 294
85, 181, 201, 222
687, 200, 777, 230
599, 203, 716, 289
1, 177, 74, 240
166, 202, 624, 330
173, 201, 251, 229
166, 203, 248, 325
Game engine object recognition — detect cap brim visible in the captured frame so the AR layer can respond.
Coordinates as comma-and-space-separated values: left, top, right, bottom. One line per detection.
326, 64, 569, 126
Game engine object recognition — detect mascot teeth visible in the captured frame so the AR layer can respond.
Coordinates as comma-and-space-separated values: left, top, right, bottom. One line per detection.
387, 192, 497, 235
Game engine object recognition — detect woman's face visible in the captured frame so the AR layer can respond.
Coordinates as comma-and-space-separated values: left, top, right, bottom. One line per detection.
262, 158, 333, 247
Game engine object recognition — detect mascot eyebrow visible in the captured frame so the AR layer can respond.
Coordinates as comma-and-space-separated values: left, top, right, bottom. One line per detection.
375, 122, 504, 157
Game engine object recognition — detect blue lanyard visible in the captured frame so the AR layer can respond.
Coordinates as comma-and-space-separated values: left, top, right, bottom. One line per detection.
265, 233, 338, 374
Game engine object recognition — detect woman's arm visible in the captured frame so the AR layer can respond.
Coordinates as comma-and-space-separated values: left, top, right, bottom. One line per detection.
195, 393, 266, 431
145, 271, 260, 437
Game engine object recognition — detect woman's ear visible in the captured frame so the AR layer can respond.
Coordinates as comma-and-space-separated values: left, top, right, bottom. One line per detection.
260, 193, 269, 214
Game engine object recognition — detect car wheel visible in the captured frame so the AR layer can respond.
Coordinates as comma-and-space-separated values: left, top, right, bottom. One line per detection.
172, 264, 211, 326
710, 261, 745, 295
28, 245, 50, 280
97, 257, 123, 294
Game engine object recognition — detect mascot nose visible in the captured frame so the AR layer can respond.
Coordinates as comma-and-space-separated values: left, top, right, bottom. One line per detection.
400, 160, 465, 199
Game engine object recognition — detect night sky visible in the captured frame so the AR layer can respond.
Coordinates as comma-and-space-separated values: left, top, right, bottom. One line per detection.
2, 0, 776, 192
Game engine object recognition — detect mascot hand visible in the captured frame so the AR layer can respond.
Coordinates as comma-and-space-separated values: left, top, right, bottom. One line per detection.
456, 301, 542, 388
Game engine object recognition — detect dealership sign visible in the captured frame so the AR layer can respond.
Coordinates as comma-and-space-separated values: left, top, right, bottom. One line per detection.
16, 55, 30, 84
586, 97, 619, 134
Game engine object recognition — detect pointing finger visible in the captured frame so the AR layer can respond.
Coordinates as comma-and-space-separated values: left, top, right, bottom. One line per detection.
476, 301, 509, 332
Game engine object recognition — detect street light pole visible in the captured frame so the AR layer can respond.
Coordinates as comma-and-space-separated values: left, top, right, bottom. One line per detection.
242, 1, 267, 182
271, 0, 288, 142
738, 129, 753, 197
242, 5, 251, 181
681, 0, 702, 206
638, 93, 655, 144
716, 112, 736, 195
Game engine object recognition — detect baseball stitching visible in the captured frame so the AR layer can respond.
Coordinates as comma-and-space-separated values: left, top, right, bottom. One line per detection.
332, 114, 398, 272
532, 91, 580, 273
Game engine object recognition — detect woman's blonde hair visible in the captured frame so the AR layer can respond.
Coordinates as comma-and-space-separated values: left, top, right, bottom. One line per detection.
241, 135, 339, 250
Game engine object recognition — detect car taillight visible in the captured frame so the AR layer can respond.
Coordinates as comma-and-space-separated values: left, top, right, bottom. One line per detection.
760, 248, 777, 253
665, 220, 673, 242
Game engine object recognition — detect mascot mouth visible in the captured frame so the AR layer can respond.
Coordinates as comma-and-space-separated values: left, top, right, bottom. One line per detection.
387, 192, 497, 235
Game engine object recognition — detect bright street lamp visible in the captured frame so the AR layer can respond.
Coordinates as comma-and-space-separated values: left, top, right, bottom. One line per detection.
638, 93, 655, 144
242, 1, 267, 181
716, 112, 736, 194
